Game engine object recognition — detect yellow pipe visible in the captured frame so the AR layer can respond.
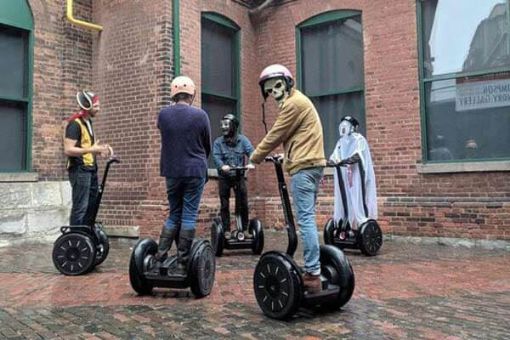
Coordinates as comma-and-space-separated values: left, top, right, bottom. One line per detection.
66, 0, 103, 31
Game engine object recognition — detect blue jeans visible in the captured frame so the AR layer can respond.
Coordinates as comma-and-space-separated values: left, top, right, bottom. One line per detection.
68, 167, 98, 226
291, 167, 323, 275
164, 177, 206, 231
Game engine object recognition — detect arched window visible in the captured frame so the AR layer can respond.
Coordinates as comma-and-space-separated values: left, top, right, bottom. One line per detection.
296, 10, 365, 157
0, 0, 33, 171
201, 12, 240, 168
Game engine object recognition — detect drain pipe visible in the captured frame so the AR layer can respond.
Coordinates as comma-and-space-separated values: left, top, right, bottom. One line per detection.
249, 0, 274, 16
66, 0, 103, 31
172, 0, 181, 76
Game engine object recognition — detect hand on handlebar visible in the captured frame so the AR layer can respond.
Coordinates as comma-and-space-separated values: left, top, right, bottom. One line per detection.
101, 145, 114, 158
246, 163, 255, 170
327, 159, 348, 167
266, 153, 283, 161
221, 165, 231, 173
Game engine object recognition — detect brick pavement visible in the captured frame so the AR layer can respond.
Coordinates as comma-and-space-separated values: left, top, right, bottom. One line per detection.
0, 232, 509, 339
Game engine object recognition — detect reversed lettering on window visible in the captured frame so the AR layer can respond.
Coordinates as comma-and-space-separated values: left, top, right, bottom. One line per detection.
456, 79, 510, 112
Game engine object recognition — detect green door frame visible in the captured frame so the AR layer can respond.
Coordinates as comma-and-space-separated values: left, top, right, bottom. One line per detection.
0, 0, 34, 172
201, 12, 241, 126
295, 10, 366, 134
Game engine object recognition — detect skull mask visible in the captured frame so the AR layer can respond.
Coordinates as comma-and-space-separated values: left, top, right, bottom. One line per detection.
220, 114, 238, 141
263, 77, 288, 105
339, 120, 354, 138
221, 119, 234, 137
339, 116, 359, 138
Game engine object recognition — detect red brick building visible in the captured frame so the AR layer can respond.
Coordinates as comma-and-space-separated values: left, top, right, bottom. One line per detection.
1, 0, 509, 243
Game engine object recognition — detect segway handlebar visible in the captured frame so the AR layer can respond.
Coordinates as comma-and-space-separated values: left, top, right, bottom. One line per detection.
105, 146, 120, 166
263, 154, 297, 257
264, 154, 284, 164
228, 164, 255, 171
326, 154, 361, 168
223, 164, 255, 178
326, 159, 348, 168
89, 147, 120, 227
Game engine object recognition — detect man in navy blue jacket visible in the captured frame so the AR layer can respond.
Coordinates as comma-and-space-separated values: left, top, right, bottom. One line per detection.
213, 114, 254, 236
155, 76, 211, 277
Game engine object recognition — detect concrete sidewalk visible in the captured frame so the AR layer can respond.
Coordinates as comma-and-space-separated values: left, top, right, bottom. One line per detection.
0, 231, 508, 339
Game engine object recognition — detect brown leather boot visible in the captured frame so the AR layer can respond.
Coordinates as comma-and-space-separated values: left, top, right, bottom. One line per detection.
303, 273, 322, 294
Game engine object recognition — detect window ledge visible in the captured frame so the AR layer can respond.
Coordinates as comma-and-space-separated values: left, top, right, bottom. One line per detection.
0, 172, 39, 182
417, 161, 510, 174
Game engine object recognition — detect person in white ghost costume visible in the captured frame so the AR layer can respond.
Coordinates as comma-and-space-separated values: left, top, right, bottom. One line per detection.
329, 116, 377, 237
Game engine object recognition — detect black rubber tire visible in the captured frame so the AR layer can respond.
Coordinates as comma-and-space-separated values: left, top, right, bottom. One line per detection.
94, 228, 110, 266
129, 238, 157, 295
358, 219, 383, 256
253, 252, 302, 320
52, 233, 97, 276
323, 218, 335, 245
189, 240, 216, 298
211, 218, 224, 257
319, 245, 355, 311
250, 219, 264, 255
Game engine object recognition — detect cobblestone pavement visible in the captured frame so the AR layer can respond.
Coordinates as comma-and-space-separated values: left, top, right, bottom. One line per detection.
0, 231, 509, 339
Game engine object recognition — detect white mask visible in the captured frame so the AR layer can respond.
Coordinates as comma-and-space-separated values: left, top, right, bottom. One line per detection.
339, 120, 354, 138
263, 78, 288, 104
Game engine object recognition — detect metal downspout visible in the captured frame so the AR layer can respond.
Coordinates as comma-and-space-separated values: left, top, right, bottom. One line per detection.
66, 0, 102, 31
172, 0, 180, 76
249, 0, 274, 16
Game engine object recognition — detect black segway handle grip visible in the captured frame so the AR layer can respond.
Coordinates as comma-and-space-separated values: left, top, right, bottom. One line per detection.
105, 146, 120, 165
107, 157, 120, 165
229, 165, 253, 171
326, 160, 347, 168
264, 155, 283, 163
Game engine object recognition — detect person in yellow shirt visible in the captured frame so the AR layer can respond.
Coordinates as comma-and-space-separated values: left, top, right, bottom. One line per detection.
63, 91, 110, 225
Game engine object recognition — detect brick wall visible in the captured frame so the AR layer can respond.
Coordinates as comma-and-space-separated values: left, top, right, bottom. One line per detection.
90, 0, 172, 233
29, 0, 94, 180
26, 0, 508, 241
249, 0, 510, 240
0, 0, 96, 240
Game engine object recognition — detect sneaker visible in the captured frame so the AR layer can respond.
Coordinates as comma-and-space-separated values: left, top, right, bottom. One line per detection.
302, 272, 322, 294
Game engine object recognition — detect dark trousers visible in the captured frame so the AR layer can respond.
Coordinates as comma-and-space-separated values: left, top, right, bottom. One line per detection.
219, 177, 248, 231
68, 167, 98, 226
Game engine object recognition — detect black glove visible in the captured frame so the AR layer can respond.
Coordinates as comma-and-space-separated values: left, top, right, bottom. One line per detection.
341, 153, 360, 165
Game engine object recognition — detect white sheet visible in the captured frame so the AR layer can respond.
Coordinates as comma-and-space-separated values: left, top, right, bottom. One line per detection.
330, 132, 377, 229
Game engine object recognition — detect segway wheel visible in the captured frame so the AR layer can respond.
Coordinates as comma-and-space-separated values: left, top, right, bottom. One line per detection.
249, 219, 264, 255
211, 218, 224, 257
323, 218, 335, 245
253, 252, 302, 320
52, 233, 97, 276
189, 240, 216, 298
94, 228, 110, 266
129, 238, 157, 295
359, 220, 383, 256
319, 245, 355, 311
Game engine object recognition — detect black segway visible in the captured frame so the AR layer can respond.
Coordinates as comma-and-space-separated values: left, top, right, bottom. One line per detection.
129, 232, 215, 298
52, 151, 120, 276
323, 160, 383, 256
253, 156, 355, 320
211, 165, 264, 256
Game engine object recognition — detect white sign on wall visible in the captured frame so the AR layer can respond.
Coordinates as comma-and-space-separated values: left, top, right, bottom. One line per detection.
456, 78, 510, 111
